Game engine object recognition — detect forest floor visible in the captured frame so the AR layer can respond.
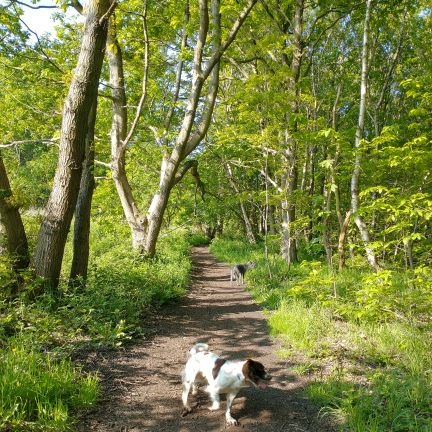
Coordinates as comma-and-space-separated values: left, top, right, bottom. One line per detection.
76, 246, 336, 432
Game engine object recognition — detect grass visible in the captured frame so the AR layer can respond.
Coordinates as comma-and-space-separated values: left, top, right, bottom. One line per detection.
210, 238, 432, 432
1, 338, 98, 431
0, 224, 195, 431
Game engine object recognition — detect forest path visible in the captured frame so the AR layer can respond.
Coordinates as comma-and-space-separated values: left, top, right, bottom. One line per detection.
77, 246, 335, 432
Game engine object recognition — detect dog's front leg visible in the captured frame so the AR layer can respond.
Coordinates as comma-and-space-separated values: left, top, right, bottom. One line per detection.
225, 392, 239, 426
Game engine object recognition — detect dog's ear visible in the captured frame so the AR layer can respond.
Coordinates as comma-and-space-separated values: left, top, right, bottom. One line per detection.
242, 359, 271, 387
242, 359, 263, 381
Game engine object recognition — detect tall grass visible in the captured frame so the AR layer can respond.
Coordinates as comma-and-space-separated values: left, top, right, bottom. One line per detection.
1, 338, 98, 431
210, 238, 432, 431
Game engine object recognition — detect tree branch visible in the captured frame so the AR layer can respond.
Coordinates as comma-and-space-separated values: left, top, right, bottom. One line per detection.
172, 159, 206, 199
173, 0, 209, 151
259, 169, 282, 193
121, 0, 149, 149
203, 0, 258, 81
160, 1, 190, 148
17, 14, 63, 73
183, 0, 221, 157
0, 138, 60, 148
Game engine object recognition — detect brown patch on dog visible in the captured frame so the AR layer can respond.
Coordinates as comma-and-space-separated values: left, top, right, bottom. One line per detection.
242, 359, 272, 388
212, 358, 226, 379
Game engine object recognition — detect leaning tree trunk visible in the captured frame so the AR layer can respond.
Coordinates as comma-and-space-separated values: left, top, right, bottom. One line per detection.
107, 0, 257, 257
142, 0, 221, 257
0, 154, 29, 279
350, 0, 379, 271
106, 15, 147, 251
69, 102, 97, 285
33, 0, 114, 291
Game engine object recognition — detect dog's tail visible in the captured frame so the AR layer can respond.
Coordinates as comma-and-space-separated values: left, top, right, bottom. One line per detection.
189, 342, 209, 356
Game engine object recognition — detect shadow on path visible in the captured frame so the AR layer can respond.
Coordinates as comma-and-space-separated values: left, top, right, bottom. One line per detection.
77, 247, 335, 432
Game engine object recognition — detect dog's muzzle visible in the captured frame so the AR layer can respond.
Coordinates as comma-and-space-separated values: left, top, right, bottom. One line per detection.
257, 374, 272, 388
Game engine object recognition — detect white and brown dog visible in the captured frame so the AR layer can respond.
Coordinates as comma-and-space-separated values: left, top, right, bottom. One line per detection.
181, 343, 271, 425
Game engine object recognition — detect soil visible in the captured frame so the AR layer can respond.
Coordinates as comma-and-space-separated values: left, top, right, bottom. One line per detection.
77, 247, 336, 432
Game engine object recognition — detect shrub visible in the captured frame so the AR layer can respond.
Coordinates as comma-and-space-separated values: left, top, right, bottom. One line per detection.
210, 238, 432, 432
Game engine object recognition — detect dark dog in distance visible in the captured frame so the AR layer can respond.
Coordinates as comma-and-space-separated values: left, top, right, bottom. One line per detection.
230, 261, 255, 285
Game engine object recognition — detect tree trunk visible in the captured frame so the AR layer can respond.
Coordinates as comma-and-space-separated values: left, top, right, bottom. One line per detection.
144, 0, 257, 257
225, 162, 256, 245
338, 211, 351, 271
105, 0, 257, 257
33, 0, 114, 291
144, 168, 175, 257
107, 15, 147, 251
0, 154, 29, 278
350, 0, 379, 271
69, 101, 97, 285
281, 199, 297, 264
322, 175, 332, 265
280, 0, 304, 265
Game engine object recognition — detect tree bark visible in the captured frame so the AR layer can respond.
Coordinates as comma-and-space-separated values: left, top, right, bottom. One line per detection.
69, 101, 97, 285
143, 0, 258, 257
33, 0, 114, 291
338, 210, 351, 271
350, 0, 379, 271
143, 0, 217, 257
0, 154, 30, 277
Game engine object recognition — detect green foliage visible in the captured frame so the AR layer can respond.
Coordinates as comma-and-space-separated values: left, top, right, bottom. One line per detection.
0, 337, 98, 431
270, 300, 334, 356
186, 232, 211, 246
287, 261, 334, 303
307, 371, 432, 432
2, 0, 432, 430
0, 227, 193, 431
211, 238, 432, 432
0, 255, 16, 294
210, 237, 262, 264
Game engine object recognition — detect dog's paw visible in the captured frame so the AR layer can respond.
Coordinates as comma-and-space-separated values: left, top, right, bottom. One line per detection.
226, 416, 239, 426
181, 407, 192, 417
208, 402, 220, 411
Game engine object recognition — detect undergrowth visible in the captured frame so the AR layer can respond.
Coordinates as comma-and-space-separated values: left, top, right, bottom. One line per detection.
0, 223, 193, 431
210, 238, 432, 432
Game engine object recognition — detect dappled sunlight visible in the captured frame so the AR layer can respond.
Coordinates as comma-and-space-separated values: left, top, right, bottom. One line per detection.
77, 247, 335, 432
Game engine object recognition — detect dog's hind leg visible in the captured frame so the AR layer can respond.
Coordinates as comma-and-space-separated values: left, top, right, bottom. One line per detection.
181, 380, 193, 416
182, 374, 196, 417
207, 386, 221, 411
225, 392, 239, 425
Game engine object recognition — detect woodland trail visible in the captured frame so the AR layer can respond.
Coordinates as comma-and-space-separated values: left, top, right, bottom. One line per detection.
77, 247, 335, 432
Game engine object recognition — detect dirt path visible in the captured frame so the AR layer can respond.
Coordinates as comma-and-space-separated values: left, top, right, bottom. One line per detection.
77, 247, 335, 432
